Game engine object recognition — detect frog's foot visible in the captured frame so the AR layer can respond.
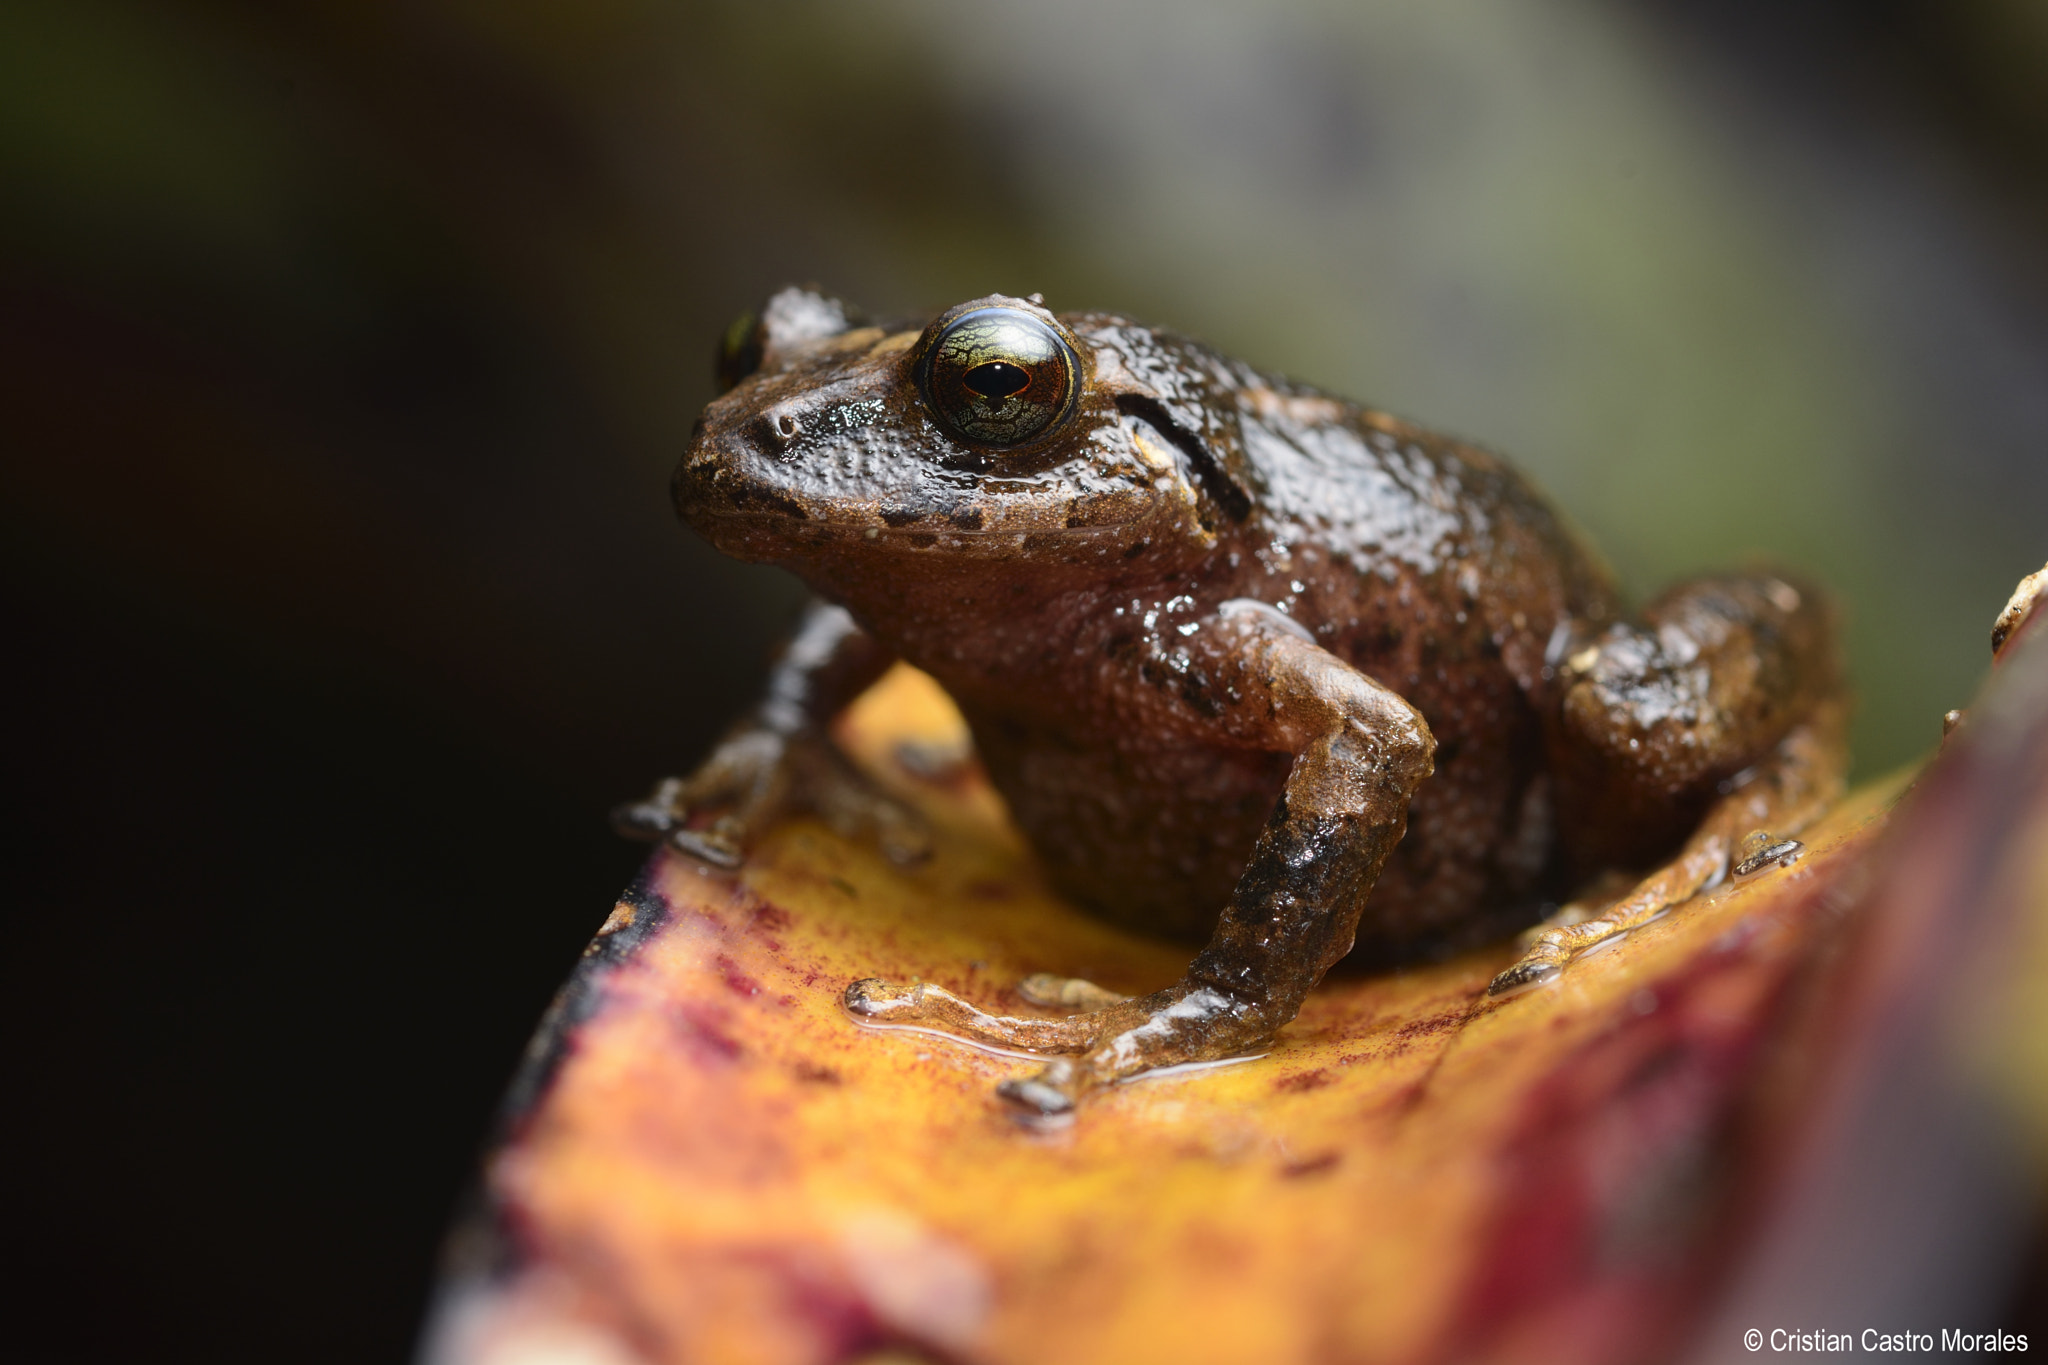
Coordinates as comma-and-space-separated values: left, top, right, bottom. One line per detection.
994, 984, 1281, 1117
612, 775, 751, 867
808, 751, 932, 866
613, 776, 697, 844
847, 976, 1277, 1116
614, 726, 929, 868
1015, 973, 1132, 1011
1490, 917, 1623, 997
1488, 701, 1847, 999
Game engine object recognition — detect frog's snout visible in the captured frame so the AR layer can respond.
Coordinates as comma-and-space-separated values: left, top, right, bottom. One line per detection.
672, 409, 835, 563
672, 428, 738, 521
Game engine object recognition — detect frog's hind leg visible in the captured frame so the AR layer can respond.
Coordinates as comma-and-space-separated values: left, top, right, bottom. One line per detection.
1487, 698, 1847, 998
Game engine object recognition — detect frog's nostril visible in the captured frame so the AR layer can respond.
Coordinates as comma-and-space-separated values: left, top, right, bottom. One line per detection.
752, 408, 804, 447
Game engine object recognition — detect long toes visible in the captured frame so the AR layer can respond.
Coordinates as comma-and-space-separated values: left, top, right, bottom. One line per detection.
997, 1059, 1080, 1117
1488, 957, 1562, 999
817, 778, 932, 866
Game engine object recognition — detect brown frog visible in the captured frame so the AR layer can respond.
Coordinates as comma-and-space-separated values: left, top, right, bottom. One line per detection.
617, 287, 1845, 1116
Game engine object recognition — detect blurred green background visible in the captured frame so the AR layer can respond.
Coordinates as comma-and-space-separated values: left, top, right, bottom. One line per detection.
5, 1, 2045, 1360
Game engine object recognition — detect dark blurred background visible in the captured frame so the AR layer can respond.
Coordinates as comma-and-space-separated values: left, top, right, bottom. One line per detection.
4, 1, 2045, 1360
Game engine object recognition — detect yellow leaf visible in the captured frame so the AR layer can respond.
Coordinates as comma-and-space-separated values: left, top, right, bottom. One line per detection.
424, 664, 1978, 1365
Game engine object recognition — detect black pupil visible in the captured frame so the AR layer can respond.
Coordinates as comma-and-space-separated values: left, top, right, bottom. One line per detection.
962, 361, 1031, 399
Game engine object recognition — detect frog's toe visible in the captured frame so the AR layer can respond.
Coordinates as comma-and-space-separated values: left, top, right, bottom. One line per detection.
1991, 562, 2047, 660
610, 777, 687, 842
655, 811, 748, 868
668, 825, 745, 868
614, 770, 766, 867
997, 1058, 1081, 1118
873, 806, 933, 866
1487, 956, 1562, 999
815, 771, 932, 866
1016, 974, 1132, 1011
892, 736, 974, 783
847, 978, 905, 1019
843, 976, 917, 1020
1732, 829, 1806, 878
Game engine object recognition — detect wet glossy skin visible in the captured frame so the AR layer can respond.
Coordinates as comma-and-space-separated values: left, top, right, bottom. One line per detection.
624, 287, 1843, 1115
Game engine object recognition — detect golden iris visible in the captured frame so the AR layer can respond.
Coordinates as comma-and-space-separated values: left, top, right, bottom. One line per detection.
918, 307, 1079, 448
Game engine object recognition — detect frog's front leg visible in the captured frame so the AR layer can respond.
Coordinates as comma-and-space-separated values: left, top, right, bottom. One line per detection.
846, 600, 1436, 1114
613, 599, 929, 867
1489, 574, 1845, 996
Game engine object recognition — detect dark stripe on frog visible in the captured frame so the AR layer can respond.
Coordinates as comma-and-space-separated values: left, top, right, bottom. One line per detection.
879, 501, 985, 530
725, 483, 810, 520
1115, 394, 1253, 524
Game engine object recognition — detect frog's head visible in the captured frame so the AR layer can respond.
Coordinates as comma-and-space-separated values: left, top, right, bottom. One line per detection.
674, 287, 1258, 586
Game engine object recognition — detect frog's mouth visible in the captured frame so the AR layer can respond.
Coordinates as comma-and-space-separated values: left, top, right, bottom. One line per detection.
674, 457, 1163, 562
684, 507, 1152, 564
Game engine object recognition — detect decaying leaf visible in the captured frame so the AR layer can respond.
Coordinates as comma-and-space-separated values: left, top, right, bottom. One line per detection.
421, 574, 2048, 1365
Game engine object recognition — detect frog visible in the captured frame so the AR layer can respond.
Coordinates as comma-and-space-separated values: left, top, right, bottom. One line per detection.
616, 286, 1845, 1117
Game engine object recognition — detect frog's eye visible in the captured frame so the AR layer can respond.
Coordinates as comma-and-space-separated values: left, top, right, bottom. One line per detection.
715, 309, 764, 393
917, 307, 1080, 448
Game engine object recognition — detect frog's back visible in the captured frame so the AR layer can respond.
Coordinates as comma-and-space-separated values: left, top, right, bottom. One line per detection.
1202, 352, 1616, 657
